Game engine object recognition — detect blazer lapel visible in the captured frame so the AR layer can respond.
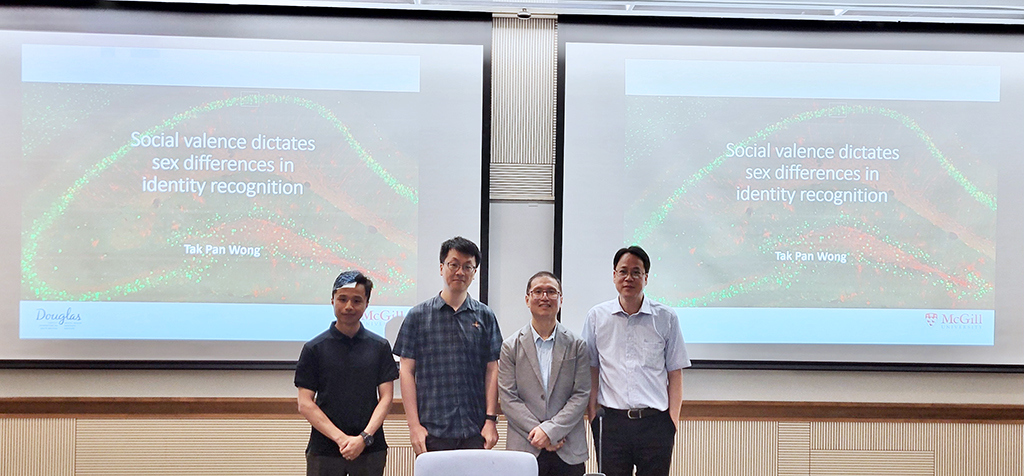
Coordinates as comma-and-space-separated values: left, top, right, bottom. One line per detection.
519, 325, 544, 391
547, 324, 568, 392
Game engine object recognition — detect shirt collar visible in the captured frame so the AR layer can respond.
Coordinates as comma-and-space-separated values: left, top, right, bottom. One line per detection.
615, 294, 652, 317
431, 292, 477, 313
328, 322, 365, 340
530, 322, 556, 343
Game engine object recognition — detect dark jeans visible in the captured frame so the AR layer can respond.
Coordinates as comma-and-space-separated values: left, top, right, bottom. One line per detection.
306, 449, 386, 476
424, 433, 486, 452
590, 409, 676, 476
537, 450, 586, 476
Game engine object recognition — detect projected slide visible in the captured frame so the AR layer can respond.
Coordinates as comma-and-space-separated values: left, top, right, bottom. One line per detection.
15, 34, 483, 343
626, 56, 996, 345
562, 39, 1024, 363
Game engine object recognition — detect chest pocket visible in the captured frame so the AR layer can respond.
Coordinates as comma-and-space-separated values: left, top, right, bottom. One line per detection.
642, 337, 665, 370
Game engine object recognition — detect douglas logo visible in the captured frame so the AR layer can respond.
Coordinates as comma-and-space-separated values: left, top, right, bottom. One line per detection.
36, 307, 82, 326
925, 313, 937, 327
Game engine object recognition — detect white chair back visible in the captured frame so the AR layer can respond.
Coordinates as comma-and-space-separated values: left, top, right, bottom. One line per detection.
414, 449, 538, 476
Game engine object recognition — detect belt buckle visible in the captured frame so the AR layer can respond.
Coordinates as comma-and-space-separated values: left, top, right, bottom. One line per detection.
627, 408, 643, 419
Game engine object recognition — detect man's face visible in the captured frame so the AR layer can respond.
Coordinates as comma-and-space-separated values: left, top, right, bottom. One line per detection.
332, 284, 368, 327
440, 249, 477, 294
526, 275, 562, 320
613, 252, 647, 300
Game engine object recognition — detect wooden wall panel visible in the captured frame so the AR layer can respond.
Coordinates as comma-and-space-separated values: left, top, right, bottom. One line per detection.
3, 398, 1021, 422
673, 420, 777, 476
779, 421, 811, 476
811, 421, 1023, 476
384, 446, 416, 476
0, 418, 74, 476
810, 449, 934, 475
75, 419, 307, 476
3, 402, 1022, 476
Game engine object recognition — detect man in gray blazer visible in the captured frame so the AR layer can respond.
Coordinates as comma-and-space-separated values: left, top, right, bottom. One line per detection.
499, 271, 591, 476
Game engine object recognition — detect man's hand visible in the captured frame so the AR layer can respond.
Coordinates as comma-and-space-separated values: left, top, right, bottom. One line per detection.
528, 426, 551, 449
336, 434, 366, 460
482, 419, 498, 449
543, 439, 566, 452
409, 423, 429, 456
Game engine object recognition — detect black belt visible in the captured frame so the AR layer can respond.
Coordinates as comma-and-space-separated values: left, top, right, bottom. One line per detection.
603, 406, 665, 420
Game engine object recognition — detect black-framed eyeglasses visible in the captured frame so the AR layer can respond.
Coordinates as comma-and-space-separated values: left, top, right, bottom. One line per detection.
445, 261, 478, 273
615, 268, 645, 280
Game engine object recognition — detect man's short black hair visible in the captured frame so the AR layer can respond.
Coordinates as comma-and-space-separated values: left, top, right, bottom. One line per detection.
613, 245, 651, 273
332, 270, 373, 300
526, 271, 562, 294
439, 236, 482, 267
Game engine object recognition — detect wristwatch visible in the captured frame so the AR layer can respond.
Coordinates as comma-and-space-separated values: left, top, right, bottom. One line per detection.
360, 431, 374, 446
484, 414, 498, 422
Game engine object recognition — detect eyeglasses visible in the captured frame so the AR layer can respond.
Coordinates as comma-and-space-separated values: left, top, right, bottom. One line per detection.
615, 269, 645, 280
445, 261, 478, 274
528, 289, 561, 298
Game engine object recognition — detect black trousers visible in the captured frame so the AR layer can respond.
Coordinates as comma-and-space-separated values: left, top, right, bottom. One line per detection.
306, 449, 386, 476
537, 450, 586, 476
424, 433, 485, 452
591, 409, 676, 476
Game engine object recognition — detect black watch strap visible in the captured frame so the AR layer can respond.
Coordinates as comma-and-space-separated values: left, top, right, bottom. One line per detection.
485, 414, 498, 422
360, 431, 374, 446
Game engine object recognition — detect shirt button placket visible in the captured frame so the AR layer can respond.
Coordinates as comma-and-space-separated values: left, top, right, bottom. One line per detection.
626, 320, 639, 406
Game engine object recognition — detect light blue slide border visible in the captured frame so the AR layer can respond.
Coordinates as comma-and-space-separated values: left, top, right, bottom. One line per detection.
22, 44, 420, 92
626, 59, 1000, 102
21, 301, 407, 341
677, 307, 994, 345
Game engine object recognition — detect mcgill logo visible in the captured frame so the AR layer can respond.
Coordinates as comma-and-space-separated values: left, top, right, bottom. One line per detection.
925, 312, 984, 328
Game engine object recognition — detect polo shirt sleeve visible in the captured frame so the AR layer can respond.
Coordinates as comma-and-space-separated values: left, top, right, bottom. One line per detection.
378, 341, 400, 384
663, 308, 691, 371
294, 342, 319, 391
393, 309, 418, 359
485, 308, 502, 362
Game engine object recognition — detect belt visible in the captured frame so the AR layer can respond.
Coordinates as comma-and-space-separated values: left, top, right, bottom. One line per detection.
603, 406, 665, 420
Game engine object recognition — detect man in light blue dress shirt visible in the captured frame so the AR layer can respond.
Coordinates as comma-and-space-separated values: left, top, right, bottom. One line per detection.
499, 271, 591, 476
582, 246, 690, 476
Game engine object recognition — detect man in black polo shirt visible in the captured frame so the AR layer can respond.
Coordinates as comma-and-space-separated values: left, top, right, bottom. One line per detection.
296, 270, 400, 476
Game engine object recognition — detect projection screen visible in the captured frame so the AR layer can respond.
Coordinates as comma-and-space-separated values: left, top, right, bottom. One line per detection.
559, 19, 1024, 368
0, 5, 489, 364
